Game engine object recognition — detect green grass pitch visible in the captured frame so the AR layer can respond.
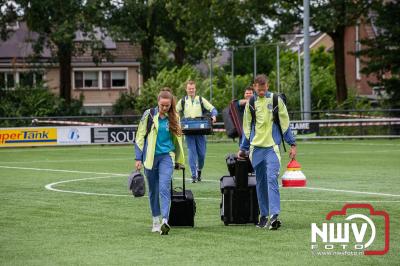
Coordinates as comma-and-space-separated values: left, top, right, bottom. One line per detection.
0, 139, 399, 265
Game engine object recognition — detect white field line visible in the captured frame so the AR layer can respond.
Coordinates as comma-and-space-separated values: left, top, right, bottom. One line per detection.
2, 165, 400, 201
0, 165, 124, 176
43, 174, 400, 203
292, 186, 400, 197
0, 158, 130, 164
0, 165, 218, 182
0, 141, 399, 155
44, 176, 400, 203
0, 146, 134, 153
299, 142, 400, 146
1, 148, 399, 164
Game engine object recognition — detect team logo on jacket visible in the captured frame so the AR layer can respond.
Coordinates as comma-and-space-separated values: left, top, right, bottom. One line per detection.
267, 103, 273, 110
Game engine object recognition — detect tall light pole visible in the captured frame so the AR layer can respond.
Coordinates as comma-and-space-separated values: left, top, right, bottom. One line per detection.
210, 51, 213, 102
303, 0, 311, 120
231, 48, 235, 100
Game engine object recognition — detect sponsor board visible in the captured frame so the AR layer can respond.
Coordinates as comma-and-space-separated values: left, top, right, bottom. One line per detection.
57, 127, 91, 145
91, 127, 136, 144
290, 122, 319, 135
0, 128, 57, 147
311, 204, 389, 256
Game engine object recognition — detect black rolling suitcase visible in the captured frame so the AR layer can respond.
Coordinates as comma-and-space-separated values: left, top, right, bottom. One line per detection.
222, 106, 238, 138
220, 175, 259, 225
169, 168, 196, 227
229, 100, 243, 137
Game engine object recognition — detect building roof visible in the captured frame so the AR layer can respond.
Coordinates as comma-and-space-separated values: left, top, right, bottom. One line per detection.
282, 31, 332, 53
0, 22, 141, 66
0, 22, 52, 59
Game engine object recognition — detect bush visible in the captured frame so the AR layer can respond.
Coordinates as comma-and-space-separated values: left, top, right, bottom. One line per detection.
0, 84, 84, 126
202, 67, 253, 112
112, 92, 139, 115
115, 64, 205, 114
268, 47, 337, 114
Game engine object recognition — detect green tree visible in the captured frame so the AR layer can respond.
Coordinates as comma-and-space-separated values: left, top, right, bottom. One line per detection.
0, 84, 83, 126
163, 0, 269, 66
2, 0, 111, 103
271, 0, 377, 103
110, 0, 271, 80
109, 0, 167, 81
358, 1, 400, 109
224, 43, 276, 77
0, 1, 18, 40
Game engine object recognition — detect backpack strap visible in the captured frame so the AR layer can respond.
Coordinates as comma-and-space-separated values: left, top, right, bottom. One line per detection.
145, 108, 156, 140
249, 95, 256, 128
199, 96, 208, 116
273, 93, 286, 152
180, 96, 186, 116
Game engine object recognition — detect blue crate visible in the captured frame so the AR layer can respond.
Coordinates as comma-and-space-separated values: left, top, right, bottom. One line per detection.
181, 117, 213, 135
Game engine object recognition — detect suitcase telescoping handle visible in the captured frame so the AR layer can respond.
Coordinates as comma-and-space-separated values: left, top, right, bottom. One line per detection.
170, 167, 186, 199
182, 167, 186, 193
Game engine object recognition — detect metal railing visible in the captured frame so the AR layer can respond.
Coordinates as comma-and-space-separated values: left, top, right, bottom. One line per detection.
1, 109, 400, 140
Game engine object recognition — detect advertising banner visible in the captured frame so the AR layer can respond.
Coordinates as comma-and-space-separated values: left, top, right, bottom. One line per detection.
91, 126, 136, 144
290, 122, 319, 136
0, 128, 57, 147
57, 127, 91, 145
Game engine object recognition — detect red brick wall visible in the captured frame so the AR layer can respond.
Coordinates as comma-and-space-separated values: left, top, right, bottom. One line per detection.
344, 23, 378, 96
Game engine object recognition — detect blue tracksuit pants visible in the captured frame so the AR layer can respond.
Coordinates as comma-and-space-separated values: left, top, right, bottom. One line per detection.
251, 146, 281, 217
185, 135, 206, 178
144, 154, 173, 219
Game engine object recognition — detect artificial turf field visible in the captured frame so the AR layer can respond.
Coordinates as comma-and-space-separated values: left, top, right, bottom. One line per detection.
0, 139, 399, 265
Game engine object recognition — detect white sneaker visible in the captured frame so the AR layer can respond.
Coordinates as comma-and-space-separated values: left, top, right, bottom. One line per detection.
160, 222, 170, 235
160, 218, 170, 235
151, 217, 161, 232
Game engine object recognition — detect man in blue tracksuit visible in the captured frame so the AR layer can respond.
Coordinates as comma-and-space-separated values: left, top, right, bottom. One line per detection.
176, 80, 218, 183
238, 74, 297, 230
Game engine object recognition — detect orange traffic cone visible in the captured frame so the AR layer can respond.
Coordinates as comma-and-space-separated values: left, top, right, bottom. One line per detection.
281, 159, 306, 187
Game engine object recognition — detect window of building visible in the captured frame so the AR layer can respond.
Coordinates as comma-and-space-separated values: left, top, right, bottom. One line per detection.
355, 23, 361, 80
75, 71, 83, 88
74, 69, 127, 89
0, 72, 15, 90
84, 71, 98, 88
19, 72, 34, 87
111, 71, 126, 87
35, 73, 43, 84
102, 71, 111, 88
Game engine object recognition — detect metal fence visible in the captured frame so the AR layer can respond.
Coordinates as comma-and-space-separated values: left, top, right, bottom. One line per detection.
1, 109, 400, 142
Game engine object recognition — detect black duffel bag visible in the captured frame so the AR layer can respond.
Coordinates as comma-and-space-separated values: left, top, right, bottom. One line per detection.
128, 170, 145, 197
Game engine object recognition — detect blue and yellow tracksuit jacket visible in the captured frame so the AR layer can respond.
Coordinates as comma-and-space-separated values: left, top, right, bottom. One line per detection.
135, 108, 185, 170
240, 92, 296, 160
176, 95, 218, 118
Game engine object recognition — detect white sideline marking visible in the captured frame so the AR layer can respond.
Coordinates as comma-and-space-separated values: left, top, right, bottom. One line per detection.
294, 186, 400, 197
0, 146, 133, 153
1, 148, 399, 164
0, 165, 219, 182
0, 158, 130, 164
300, 142, 400, 146
43, 175, 400, 203
3, 164, 399, 201
0, 165, 124, 176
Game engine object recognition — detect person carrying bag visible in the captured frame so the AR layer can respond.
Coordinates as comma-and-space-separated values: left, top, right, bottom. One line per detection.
134, 88, 185, 235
